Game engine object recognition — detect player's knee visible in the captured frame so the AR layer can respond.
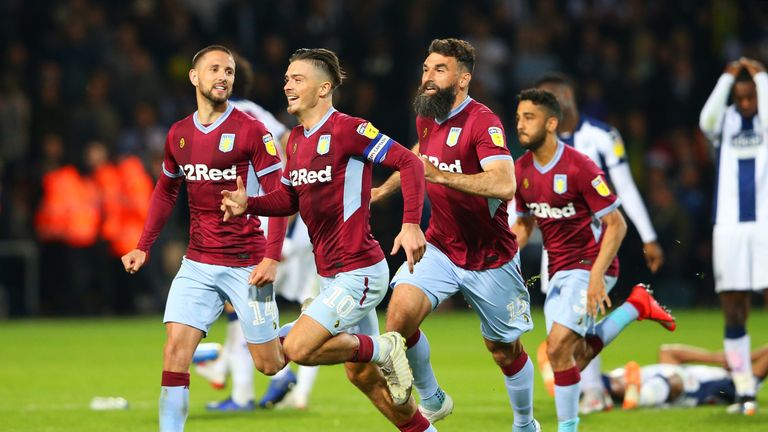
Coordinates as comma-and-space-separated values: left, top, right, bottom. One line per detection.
255, 360, 283, 376
546, 337, 569, 364
163, 341, 192, 369
486, 340, 523, 367
282, 338, 313, 365
386, 307, 415, 334
386, 290, 425, 335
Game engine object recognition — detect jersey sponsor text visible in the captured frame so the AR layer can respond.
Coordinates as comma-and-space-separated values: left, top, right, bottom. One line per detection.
182, 164, 236, 181
290, 166, 332, 186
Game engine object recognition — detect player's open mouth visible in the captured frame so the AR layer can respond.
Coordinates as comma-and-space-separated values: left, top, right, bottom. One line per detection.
213, 84, 227, 92
287, 95, 299, 103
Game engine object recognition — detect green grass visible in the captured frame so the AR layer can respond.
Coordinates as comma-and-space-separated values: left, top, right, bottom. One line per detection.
1, 309, 767, 431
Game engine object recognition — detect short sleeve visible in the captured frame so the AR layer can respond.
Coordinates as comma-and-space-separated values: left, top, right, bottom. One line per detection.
341, 116, 398, 164
578, 159, 621, 218
472, 113, 513, 170
249, 121, 283, 178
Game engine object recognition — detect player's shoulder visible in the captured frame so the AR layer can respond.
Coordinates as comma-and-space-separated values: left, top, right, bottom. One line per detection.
333, 111, 384, 140
168, 115, 193, 137
580, 115, 614, 134
230, 106, 265, 126
467, 99, 502, 124
332, 110, 367, 129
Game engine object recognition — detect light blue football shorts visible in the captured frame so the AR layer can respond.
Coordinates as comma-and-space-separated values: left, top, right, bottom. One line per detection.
163, 256, 279, 344
544, 268, 618, 336
390, 243, 533, 343
302, 259, 388, 337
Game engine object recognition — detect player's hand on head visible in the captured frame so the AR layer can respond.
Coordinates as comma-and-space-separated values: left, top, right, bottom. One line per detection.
249, 258, 279, 287
725, 60, 742, 76
221, 176, 248, 221
740, 57, 766, 76
586, 275, 611, 319
391, 223, 427, 273
121, 249, 147, 274
642, 241, 664, 274
419, 154, 441, 183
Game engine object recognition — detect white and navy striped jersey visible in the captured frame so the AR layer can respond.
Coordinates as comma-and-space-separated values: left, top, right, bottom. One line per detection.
700, 72, 768, 225
559, 116, 657, 242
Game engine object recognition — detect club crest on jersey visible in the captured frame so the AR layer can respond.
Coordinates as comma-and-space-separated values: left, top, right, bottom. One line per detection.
591, 175, 611, 197
553, 174, 567, 194
179, 137, 185, 149
446, 127, 462, 147
523, 178, 529, 189
488, 127, 504, 147
262, 133, 277, 156
422, 127, 428, 138
317, 134, 331, 155
218, 134, 235, 153
356, 122, 379, 139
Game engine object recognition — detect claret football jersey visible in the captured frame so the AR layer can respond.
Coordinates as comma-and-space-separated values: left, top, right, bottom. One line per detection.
154, 104, 284, 266
515, 142, 621, 277
417, 97, 518, 270
280, 108, 402, 277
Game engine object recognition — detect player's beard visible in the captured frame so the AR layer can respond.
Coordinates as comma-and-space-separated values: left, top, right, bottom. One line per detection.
413, 81, 457, 119
201, 84, 232, 106
518, 128, 547, 152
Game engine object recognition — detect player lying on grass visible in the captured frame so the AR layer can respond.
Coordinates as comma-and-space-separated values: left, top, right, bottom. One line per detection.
601, 343, 767, 410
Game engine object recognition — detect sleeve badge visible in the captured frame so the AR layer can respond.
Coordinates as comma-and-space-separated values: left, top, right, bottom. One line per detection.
356, 122, 379, 139
591, 175, 611, 197
262, 133, 277, 156
488, 126, 505, 147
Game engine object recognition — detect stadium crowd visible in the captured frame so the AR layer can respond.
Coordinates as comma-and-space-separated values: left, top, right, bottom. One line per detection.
0, 0, 766, 316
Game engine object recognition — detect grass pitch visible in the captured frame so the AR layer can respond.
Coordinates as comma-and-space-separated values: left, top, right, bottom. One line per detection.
1, 309, 766, 431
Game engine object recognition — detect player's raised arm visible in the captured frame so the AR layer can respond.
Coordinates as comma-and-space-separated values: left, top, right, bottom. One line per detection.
699, 61, 741, 137
740, 57, 768, 130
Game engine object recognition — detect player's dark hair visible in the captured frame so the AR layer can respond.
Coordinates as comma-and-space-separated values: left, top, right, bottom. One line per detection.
735, 68, 754, 84
428, 38, 475, 73
289, 48, 346, 90
232, 53, 254, 98
517, 88, 562, 122
535, 73, 577, 92
192, 44, 233, 67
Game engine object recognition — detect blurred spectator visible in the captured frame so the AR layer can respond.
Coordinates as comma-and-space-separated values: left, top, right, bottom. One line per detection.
0, 0, 765, 315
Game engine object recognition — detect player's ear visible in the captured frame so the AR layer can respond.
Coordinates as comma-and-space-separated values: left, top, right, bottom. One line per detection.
459, 71, 471, 90
546, 115, 559, 133
189, 68, 199, 87
319, 81, 332, 98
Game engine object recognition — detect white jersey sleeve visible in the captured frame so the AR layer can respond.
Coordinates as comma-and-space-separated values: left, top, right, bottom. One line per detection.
608, 162, 657, 242
699, 74, 734, 143
593, 125, 658, 242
